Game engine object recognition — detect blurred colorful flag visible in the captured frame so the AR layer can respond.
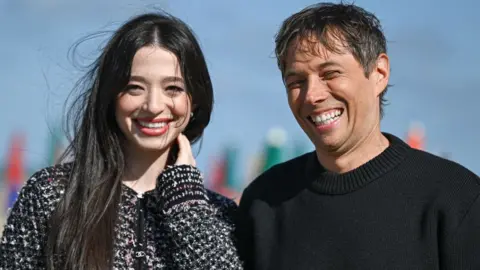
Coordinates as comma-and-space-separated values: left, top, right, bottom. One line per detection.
225, 146, 242, 191
207, 146, 241, 201
4, 133, 26, 209
262, 127, 287, 172
208, 154, 226, 192
406, 122, 425, 150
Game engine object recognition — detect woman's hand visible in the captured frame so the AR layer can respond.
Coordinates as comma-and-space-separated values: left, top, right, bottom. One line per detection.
174, 133, 196, 167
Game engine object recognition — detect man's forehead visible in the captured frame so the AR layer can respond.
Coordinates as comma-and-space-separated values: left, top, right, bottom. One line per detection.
285, 35, 348, 65
285, 45, 345, 72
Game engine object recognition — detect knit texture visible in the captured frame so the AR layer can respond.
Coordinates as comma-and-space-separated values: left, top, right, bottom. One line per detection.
0, 163, 243, 270
236, 133, 480, 270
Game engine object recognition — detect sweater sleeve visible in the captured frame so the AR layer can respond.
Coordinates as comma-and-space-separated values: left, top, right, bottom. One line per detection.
153, 165, 243, 270
441, 192, 480, 269
0, 171, 50, 270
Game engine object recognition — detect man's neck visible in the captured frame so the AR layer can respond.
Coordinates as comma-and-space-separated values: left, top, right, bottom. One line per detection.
316, 130, 389, 174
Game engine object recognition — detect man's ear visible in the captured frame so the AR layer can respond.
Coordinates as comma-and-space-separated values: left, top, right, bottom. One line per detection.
373, 53, 390, 97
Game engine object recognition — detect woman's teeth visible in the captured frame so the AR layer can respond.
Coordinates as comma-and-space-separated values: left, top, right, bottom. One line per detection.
137, 121, 167, 128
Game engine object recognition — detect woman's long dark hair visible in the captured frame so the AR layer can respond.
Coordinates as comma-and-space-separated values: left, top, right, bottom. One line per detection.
45, 12, 213, 270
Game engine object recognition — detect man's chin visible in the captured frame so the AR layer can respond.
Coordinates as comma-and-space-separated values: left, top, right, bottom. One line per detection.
312, 136, 346, 154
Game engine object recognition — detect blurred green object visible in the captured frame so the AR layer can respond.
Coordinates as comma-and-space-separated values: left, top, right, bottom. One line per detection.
225, 145, 241, 191
262, 127, 287, 172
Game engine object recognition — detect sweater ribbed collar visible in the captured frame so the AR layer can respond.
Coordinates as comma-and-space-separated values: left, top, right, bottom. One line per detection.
306, 133, 411, 195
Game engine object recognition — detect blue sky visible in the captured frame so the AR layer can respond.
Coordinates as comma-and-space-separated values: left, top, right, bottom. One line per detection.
1, 0, 479, 185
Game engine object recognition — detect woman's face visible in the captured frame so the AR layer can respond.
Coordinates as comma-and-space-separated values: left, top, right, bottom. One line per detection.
115, 46, 192, 154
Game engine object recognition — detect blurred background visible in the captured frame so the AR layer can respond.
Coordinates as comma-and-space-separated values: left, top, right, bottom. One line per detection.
1, 0, 479, 232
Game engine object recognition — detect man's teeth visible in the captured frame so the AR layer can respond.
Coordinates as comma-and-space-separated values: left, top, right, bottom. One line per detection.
311, 110, 342, 125
137, 121, 167, 128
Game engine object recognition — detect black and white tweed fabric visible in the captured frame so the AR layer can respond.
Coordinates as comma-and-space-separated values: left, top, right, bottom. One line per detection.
0, 163, 243, 270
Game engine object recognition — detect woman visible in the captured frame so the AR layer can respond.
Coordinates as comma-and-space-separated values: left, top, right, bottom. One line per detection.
0, 12, 243, 270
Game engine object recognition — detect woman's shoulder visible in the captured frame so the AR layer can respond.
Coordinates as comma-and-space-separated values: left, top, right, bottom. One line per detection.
4, 163, 72, 221
26, 162, 72, 186
21, 162, 72, 200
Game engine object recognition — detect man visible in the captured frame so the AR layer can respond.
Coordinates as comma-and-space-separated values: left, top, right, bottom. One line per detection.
236, 3, 480, 270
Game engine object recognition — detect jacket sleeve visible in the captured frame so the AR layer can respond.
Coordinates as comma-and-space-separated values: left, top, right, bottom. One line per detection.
441, 192, 480, 269
0, 171, 50, 269
154, 165, 243, 270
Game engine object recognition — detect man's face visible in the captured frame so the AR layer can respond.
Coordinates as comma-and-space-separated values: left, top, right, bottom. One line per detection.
283, 36, 389, 155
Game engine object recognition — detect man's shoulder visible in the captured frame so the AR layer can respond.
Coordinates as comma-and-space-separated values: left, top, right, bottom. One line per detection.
406, 149, 480, 199
409, 148, 479, 183
407, 149, 480, 228
240, 151, 313, 204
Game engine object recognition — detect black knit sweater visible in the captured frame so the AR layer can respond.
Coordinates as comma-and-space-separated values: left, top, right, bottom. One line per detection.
236, 133, 480, 270
0, 163, 243, 270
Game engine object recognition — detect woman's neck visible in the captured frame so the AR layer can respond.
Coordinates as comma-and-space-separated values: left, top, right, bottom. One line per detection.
122, 147, 171, 194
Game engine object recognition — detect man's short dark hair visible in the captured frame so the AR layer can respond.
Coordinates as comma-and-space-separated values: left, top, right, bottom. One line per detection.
275, 2, 389, 117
